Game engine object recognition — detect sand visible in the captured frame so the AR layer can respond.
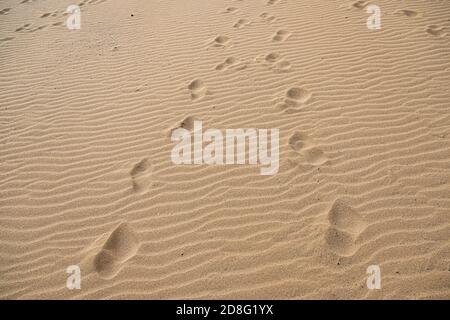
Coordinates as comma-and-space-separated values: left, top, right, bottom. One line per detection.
1, 0, 449, 299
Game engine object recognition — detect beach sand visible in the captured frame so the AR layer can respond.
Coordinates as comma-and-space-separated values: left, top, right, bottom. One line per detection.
0, 0, 449, 299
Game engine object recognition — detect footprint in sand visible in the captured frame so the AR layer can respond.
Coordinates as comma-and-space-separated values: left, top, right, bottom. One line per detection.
262, 52, 292, 73
352, 0, 369, 9
277, 87, 312, 112
272, 29, 291, 42
93, 223, 140, 279
233, 18, 250, 29
223, 7, 239, 14
188, 79, 208, 100
30, 25, 48, 32
15, 24, 31, 32
394, 9, 420, 18
0, 8, 11, 15
266, 0, 280, 5
0, 37, 14, 43
426, 25, 447, 37
215, 57, 247, 71
288, 131, 328, 166
130, 158, 152, 192
169, 116, 198, 137
260, 12, 276, 23
211, 35, 231, 48
324, 200, 366, 256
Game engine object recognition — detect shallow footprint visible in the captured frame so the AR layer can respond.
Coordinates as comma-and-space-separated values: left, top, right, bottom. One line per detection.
325, 200, 366, 256
288, 131, 310, 152
272, 29, 291, 42
303, 147, 328, 166
352, 0, 369, 9
0, 37, 14, 43
263, 52, 291, 73
211, 35, 231, 48
277, 87, 311, 112
0, 8, 11, 15
130, 158, 152, 192
233, 18, 250, 29
394, 9, 419, 17
288, 131, 328, 165
94, 223, 140, 279
426, 25, 447, 37
266, 0, 280, 5
215, 57, 237, 71
260, 12, 276, 23
223, 7, 239, 14
188, 79, 208, 100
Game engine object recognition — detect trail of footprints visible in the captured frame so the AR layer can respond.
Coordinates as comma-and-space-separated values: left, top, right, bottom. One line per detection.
3, 0, 109, 40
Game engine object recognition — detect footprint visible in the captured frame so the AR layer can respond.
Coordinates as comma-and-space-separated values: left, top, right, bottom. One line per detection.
267, 0, 280, 5
30, 25, 47, 32
211, 35, 231, 47
288, 131, 328, 165
261, 52, 292, 73
169, 116, 198, 138
0, 8, 11, 15
325, 200, 366, 256
188, 79, 208, 100
260, 12, 276, 23
352, 0, 369, 9
15, 23, 31, 32
223, 7, 239, 14
426, 25, 447, 37
233, 18, 250, 29
303, 147, 328, 166
215, 57, 246, 71
394, 9, 419, 18
93, 223, 140, 279
130, 158, 152, 192
272, 29, 291, 42
282, 87, 312, 109
288, 131, 310, 152
0, 37, 14, 43
265, 52, 281, 63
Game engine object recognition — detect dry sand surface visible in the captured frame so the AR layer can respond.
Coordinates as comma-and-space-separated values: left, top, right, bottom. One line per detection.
1, 0, 450, 299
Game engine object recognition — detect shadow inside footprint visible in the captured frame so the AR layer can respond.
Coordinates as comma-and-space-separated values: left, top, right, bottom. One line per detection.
394, 9, 419, 17
94, 223, 140, 279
